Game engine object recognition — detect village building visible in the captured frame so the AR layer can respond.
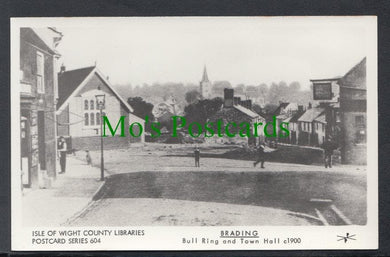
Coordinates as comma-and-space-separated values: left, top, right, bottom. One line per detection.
267, 102, 299, 144
338, 58, 367, 164
297, 107, 326, 146
56, 66, 144, 150
282, 105, 305, 145
20, 27, 63, 188
310, 57, 366, 164
208, 88, 266, 145
199, 65, 212, 99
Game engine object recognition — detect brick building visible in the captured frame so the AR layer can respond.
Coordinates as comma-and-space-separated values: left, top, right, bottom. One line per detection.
56, 66, 144, 150
20, 27, 63, 188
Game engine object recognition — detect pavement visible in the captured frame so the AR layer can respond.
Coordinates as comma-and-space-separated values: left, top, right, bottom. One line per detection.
22, 156, 103, 227
68, 198, 315, 226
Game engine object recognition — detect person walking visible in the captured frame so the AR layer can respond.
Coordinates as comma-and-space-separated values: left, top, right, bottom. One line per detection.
322, 138, 336, 168
253, 143, 265, 168
194, 146, 200, 167
58, 136, 67, 174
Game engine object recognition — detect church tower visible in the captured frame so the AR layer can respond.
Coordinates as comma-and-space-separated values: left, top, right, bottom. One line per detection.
200, 65, 212, 99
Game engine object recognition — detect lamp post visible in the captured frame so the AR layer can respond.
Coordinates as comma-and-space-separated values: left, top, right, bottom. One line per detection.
95, 90, 106, 181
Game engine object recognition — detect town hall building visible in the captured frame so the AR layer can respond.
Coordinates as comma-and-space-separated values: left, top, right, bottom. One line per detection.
56, 66, 144, 150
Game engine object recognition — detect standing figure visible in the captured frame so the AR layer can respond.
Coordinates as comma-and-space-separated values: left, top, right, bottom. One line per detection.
253, 143, 265, 168
57, 136, 67, 174
85, 150, 92, 166
322, 138, 336, 168
194, 146, 200, 167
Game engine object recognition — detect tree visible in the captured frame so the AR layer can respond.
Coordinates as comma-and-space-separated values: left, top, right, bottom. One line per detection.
185, 90, 201, 104
184, 97, 223, 126
263, 103, 278, 115
235, 84, 246, 95
267, 82, 280, 104
127, 97, 155, 122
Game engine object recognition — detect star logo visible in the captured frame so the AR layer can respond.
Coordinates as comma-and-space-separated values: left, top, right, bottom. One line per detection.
337, 233, 356, 243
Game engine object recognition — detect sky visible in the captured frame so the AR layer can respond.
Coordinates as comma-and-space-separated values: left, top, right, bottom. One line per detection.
54, 17, 371, 89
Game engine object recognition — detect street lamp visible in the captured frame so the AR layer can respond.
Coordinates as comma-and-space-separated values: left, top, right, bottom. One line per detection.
95, 88, 106, 181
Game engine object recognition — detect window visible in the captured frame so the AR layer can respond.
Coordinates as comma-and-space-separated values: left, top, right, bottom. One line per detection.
90, 113, 95, 126
355, 115, 365, 127
36, 51, 44, 93
355, 115, 366, 144
84, 113, 89, 126
90, 100, 95, 110
84, 100, 89, 110
96, 112, 100, 125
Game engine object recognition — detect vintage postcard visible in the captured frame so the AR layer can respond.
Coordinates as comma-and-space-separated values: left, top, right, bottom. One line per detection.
11, 16, 377, 250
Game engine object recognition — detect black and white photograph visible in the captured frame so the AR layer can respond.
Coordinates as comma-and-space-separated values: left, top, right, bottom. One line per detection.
11, 17, 377, 250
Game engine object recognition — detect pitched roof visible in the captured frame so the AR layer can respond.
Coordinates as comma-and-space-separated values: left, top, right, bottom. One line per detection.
57, 66, 134, 114
285, 111, 305, 123
338, 57, 366, 89
314, 113, 326, 124
233, 104, 260, 119
58, 66, 95, 108
298, 108, 325, 122
273, 102, 290, 115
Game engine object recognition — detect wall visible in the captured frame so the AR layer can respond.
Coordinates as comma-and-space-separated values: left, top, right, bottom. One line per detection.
57, 105, 69, 136
20, 28, 58, 187
339, 58, 367, 165
340, 112, 367, 165
71, 136, 130, 151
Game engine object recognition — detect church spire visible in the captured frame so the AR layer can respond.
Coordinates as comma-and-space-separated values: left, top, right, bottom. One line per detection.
201, 65, 209, 82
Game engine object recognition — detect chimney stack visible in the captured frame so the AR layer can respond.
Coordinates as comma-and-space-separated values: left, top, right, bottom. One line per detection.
245, 99, 252, 110
308, 102, 312, 109
60, 64, 66, 73
224, 88, 234, 108
298, 105, 304, 113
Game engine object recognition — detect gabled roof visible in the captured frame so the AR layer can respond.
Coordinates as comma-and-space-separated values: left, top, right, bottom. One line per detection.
21, 28, 60, 56
273, 102, 290, 115
298, 108, 325, 123
58, 66, 95, 108
338, 57, 366, 89
314, 113, 326, 124
233, 104, 260, 119
57, 66, 134, 114
284, 111, 305, 123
